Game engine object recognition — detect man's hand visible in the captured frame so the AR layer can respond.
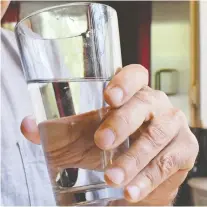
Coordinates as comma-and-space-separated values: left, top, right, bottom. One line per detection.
21, 64, 198, 205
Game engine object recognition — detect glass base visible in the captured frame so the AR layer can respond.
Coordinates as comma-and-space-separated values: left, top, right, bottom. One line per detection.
55, 183, 124, 206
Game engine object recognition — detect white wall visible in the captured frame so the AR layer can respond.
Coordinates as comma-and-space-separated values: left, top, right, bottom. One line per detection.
151, 1, 190, 122
199, 1, 207, 128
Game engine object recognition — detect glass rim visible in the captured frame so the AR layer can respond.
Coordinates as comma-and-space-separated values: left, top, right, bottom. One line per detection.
15, 2, 116, 31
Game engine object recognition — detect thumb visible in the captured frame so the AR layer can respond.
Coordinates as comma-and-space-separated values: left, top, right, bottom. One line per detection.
20, 115, 41, 144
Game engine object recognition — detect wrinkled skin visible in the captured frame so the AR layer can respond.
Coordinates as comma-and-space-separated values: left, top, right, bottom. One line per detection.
21, 65, 199, 205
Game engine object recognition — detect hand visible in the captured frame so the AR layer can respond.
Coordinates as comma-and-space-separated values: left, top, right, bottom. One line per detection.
21, 64, 198, 205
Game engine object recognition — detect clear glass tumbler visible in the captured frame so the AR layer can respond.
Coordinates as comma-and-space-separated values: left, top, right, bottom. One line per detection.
15, 2, 129, 206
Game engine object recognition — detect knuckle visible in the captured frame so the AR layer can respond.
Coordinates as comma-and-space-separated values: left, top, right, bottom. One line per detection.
123, 150, 141, 170
154, 90, 172, 108
144, 169, 155, 188
188, 131, 199, 153
140, 64, 149, 75
193, 135, 199, 156
174, 109, 188, 123
156, 154, 177, 176
134, 64, 149, 85
174, 108, 185, 117
115, 111, 130, 127
134, 64, 149, 76
125, 64, 148, 77
185, 132, 199, 170
154, 90, 168, 100
134, 90, 152, 105
145, 124, 169, 148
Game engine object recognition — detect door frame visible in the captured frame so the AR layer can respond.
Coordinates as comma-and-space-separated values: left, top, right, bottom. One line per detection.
189, 0, 202, 127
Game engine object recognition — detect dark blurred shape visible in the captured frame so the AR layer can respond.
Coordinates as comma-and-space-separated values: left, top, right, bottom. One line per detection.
56, 168, 78, 188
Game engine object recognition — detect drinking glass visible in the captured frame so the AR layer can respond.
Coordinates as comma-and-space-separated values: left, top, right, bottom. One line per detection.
15, 2, 129, 206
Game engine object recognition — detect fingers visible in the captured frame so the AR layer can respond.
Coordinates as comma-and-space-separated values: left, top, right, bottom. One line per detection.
104, 64, 149, 107
20, 115, 40, 144
39, 108, 109, 170
94, 87, 172, 150
123, 129, 198, 203
103, 109, 182, 186
109, 170, 188, 206
136, 170, 188, 206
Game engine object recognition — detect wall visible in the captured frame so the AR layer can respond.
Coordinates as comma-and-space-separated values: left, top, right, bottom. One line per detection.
199, 1, 207, 128
151, 1, 190, 122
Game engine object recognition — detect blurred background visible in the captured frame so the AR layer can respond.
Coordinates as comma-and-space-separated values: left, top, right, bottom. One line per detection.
1, 1, 207, 205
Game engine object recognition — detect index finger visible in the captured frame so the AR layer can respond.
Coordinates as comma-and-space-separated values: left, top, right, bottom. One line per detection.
104, 64, 149, 107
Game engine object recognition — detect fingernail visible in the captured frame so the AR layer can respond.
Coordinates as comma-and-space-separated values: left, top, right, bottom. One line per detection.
107, 87, 123, 105
24, 115, 37, 133
105, 168, 125, 185
125, 185, 140, 201
95, 128, 115, 149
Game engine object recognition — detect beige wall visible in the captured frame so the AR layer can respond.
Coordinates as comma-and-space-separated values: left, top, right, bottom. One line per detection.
151, 1, 190, 122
